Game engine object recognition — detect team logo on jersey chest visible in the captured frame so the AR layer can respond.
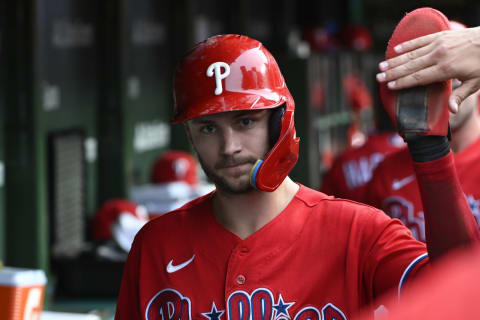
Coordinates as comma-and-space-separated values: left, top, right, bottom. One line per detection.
145, 288, 347, 320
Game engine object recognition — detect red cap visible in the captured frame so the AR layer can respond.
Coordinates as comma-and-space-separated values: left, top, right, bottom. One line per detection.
92, 199, 147, 241
151, 150, 198, 186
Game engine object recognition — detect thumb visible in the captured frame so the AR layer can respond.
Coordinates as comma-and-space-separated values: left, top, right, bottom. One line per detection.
449, 80, 480, 113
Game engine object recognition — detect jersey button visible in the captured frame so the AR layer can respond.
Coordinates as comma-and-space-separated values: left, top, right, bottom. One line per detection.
236, 275, 246, 285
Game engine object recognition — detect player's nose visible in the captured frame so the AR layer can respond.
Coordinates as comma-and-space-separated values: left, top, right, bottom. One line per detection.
219, 127, 242, 156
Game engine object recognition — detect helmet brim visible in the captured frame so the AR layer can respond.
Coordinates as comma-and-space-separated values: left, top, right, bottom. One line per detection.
172, 91, 288, 123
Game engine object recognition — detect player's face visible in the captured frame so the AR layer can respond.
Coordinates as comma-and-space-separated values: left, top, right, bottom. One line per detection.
450, 80, 479, 131
186, 110, 271, 194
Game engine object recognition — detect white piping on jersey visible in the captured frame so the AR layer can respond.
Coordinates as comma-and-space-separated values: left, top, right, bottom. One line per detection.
398, 252, 428, 298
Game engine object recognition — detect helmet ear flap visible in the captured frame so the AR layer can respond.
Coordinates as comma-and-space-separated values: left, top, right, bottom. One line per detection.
269, 104, 286, 149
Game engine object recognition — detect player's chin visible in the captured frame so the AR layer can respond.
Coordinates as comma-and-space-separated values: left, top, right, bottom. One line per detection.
218, 176, 254, 194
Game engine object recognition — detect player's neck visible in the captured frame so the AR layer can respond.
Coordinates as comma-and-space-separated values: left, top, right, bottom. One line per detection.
451, 115, 480, 153
212, 177, 299, 239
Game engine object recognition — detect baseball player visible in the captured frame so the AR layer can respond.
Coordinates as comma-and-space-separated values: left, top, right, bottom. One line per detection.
320, 129, 404, 202
365, 82, 480, 241
115, 17, 479, 320
320, 75, 405, 202
359, 19, 480, 320
366, 21, 480, 242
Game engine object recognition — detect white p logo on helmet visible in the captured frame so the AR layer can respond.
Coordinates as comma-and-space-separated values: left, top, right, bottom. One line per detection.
206, 62, 230, 95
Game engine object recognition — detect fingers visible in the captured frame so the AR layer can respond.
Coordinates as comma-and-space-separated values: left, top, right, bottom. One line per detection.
392, 32, 440, 54
382, 64, 444, 90
449, 80, 480, 113
379, 42, 434, 72
448, 96, 459, 114
377, 52, 436, 84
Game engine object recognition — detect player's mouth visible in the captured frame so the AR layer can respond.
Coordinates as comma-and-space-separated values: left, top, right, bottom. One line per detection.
215, 158, 256, 177
220, 162, 252, 175
215, 157, 257, 169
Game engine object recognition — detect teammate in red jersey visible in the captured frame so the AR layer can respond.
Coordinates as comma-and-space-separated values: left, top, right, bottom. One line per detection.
320, 77, 405, 202
351, 20, 480, 320
320, 130, 404, 202
115, 26, 479, 320
365, 82, 480, 241
366, 20, 480, 242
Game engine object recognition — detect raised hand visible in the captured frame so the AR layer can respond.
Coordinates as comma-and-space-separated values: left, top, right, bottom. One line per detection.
376, 26, 480, 113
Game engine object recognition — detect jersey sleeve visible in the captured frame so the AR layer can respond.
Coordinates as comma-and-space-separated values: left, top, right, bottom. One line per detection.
361, 209, 429, 302
412, 151, 480, 260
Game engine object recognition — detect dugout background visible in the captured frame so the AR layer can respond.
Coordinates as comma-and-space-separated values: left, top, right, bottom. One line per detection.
1, 0, 479, 317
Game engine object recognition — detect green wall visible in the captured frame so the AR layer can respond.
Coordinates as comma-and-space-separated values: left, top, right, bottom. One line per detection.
5, 0, 98, 270
0, 0, 5, 262
97, 0, 171, 204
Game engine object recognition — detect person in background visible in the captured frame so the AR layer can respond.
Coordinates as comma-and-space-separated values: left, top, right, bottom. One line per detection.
365, 80, 480, 241
365, 21, 480, 242
320, 73, 405, 203
350, 21, 480, 320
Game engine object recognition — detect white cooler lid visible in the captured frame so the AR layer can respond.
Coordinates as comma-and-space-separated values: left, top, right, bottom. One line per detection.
0, 267, 47, 287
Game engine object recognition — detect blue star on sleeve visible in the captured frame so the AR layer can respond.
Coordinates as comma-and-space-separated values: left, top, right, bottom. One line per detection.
202, 302, 225, 320
273, 294, 294, 318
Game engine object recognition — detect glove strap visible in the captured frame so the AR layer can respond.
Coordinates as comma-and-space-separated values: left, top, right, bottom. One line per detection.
407, 136, 450, 162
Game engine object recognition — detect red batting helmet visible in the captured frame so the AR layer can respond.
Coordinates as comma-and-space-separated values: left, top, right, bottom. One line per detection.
173, 34, 299, 192
151, 150, 198, 186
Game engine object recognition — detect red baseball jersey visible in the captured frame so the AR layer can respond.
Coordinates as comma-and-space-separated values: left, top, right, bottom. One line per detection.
365, 137, 480, 242
115, 184, 428, 320
321, 132, 405, 202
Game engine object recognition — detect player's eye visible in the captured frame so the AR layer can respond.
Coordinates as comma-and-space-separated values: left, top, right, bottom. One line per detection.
200, 124, 216, 134
238, 118, 254, 128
